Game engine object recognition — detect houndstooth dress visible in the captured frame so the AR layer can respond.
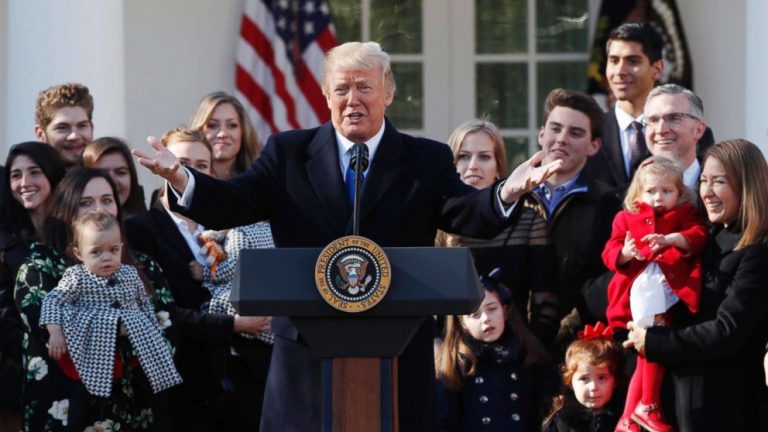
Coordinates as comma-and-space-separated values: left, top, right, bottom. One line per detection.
202, 222, 275, 344
40, 264, 182, 397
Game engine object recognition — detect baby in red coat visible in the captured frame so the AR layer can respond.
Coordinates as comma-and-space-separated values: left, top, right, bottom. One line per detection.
603, 156, 707, 432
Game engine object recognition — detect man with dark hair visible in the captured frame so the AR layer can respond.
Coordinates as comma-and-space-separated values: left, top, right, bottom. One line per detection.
34, 82, 94, 169
523, 89, 622, 351
588, 22, 664, 188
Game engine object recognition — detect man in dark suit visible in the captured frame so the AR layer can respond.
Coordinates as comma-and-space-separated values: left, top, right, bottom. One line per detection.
134, 41, 559, 431
587, 22, 663, 188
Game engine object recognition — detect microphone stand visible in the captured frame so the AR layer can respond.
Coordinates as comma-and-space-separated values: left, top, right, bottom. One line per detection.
350, 143, 368, 236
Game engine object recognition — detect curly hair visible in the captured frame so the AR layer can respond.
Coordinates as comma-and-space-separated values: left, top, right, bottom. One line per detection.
35, 83, 94, 129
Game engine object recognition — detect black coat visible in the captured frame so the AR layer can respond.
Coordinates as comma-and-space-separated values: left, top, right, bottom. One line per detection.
437, 331, 559, 431
125, 202, 236, 419
171, 120, 509, 431
645, 224, 768, 431
526, 179, 622, 323
0, 230, 25, 411
542, 403, 619, 432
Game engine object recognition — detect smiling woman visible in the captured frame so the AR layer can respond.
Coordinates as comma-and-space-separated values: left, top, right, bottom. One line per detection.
83, 137, 147, 218
624, 139, 768, 431
188, 92, 262, 180
0, 142, 66, 428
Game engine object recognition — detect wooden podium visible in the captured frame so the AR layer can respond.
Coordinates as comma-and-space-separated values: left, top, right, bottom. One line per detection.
231, 246, 483, 431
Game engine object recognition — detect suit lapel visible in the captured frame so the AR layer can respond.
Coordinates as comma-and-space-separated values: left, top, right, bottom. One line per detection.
305, 124, 350, 236
356, 120, 406, 225
603, 112, 629, 185
150, 200, 196, 262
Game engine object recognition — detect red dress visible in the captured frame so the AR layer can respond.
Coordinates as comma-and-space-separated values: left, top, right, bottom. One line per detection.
603, 202, 707, 329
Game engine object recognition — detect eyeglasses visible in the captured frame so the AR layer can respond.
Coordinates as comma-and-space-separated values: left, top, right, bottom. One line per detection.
643, 112, 700, 128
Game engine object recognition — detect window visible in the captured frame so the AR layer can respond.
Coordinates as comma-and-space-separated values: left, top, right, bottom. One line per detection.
330, 0, 596, 168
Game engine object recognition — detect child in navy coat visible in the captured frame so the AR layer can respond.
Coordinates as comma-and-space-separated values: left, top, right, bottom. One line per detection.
435, 269, 558, 431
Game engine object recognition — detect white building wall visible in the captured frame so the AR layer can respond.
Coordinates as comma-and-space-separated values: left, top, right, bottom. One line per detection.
1, 0, 765, 166
745, 0, 768, 151
4, 0, 127, 151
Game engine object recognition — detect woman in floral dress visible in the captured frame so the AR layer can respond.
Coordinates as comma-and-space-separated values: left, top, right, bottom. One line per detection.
14, 168, 177, 431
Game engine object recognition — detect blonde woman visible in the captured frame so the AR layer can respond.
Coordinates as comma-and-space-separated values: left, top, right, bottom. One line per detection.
437, 119, 559, 345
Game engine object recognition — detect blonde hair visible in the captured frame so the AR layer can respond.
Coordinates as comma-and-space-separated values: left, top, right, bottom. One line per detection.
322, 41, 396, 96
447, 118, 508, 178
703, 139, 768, 250
623, 155, 695, 212
188, 91, 262, 176
161, 127, 213, 156
545, 337, 622, 424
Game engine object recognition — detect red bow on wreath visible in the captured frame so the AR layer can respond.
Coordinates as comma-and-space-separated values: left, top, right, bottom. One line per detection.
577, 322, 613, 340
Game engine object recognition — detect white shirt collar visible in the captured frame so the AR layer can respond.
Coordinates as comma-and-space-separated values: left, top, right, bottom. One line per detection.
335, 121, 386, 175
683, 158, 701, 189
163, 205, 207, 266
614, 105, 644, 131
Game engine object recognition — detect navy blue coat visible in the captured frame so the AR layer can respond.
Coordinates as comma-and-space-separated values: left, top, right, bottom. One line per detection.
171, 120, 508, 431
437, 331, 559, 431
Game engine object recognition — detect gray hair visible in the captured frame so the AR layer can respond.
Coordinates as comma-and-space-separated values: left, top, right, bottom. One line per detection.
322, 41, 396, 95
646, 84, 704, 118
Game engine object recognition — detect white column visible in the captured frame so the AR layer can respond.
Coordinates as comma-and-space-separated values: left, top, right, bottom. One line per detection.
5, 0, 126, 151
745, 0, 768, 153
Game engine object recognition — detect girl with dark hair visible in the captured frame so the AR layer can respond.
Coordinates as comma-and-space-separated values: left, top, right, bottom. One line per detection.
83, 137, 147, 218
435, 270, 559, 431
0, 142, 66, 428
14, 168, 178, 431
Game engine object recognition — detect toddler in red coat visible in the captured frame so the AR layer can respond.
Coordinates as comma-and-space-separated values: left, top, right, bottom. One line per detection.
602, 156, 707, 432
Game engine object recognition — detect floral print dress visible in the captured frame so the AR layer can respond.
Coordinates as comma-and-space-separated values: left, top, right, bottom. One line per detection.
14, 242, 176, 432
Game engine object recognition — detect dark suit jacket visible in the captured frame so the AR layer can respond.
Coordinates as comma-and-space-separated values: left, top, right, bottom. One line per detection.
588, 111, 716, 189
171, 120, 508, 431
125, 202, 235, 412
645, 225, 768, 432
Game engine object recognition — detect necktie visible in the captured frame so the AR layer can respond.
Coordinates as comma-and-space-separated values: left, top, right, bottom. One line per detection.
629, 121, 648, 174
345, 147, 367, 206
345, 164, 357, 206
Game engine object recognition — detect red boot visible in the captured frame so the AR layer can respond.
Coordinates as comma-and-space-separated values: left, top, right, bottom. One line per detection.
614, 415, 640, 432
632, 402, 674, 432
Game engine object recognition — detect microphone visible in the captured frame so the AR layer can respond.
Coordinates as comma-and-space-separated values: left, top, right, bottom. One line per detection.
350, 143, 368, 236
350, 143, 369, 173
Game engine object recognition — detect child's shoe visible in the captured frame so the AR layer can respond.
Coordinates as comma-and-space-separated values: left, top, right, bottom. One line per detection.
614, 416, 640, 432
631, 402, 674, 432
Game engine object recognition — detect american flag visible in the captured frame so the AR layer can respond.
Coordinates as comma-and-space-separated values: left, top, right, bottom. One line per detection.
236, 0, 338, 141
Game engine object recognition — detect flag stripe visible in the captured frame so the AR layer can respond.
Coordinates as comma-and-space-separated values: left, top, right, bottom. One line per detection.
240, 14, 301, 130
236, 0, 337, 137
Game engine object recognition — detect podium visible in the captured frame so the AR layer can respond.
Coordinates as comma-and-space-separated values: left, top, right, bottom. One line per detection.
231, 246, 483, 431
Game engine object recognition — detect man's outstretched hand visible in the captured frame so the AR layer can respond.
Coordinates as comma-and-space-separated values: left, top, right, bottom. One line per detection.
500, 150, 562, 204
132, 136, 189, 192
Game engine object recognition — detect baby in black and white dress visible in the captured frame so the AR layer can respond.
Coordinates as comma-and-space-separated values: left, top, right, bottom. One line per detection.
40, 211, 181, 424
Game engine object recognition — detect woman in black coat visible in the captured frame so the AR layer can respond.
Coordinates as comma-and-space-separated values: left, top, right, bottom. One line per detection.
625, 139, 768, 431
0, 143, 65, 426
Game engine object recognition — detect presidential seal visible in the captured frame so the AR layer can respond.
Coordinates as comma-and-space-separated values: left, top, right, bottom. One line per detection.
315, 235, 391, 313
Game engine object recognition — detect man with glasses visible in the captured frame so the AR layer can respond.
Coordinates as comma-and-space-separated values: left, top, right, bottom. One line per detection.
643, 84, 711, 188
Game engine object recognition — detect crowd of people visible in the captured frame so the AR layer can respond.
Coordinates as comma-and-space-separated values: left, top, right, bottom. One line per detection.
0, 21, 767, 432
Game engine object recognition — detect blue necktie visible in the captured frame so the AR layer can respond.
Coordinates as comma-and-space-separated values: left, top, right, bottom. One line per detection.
345, 164, 365, 206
